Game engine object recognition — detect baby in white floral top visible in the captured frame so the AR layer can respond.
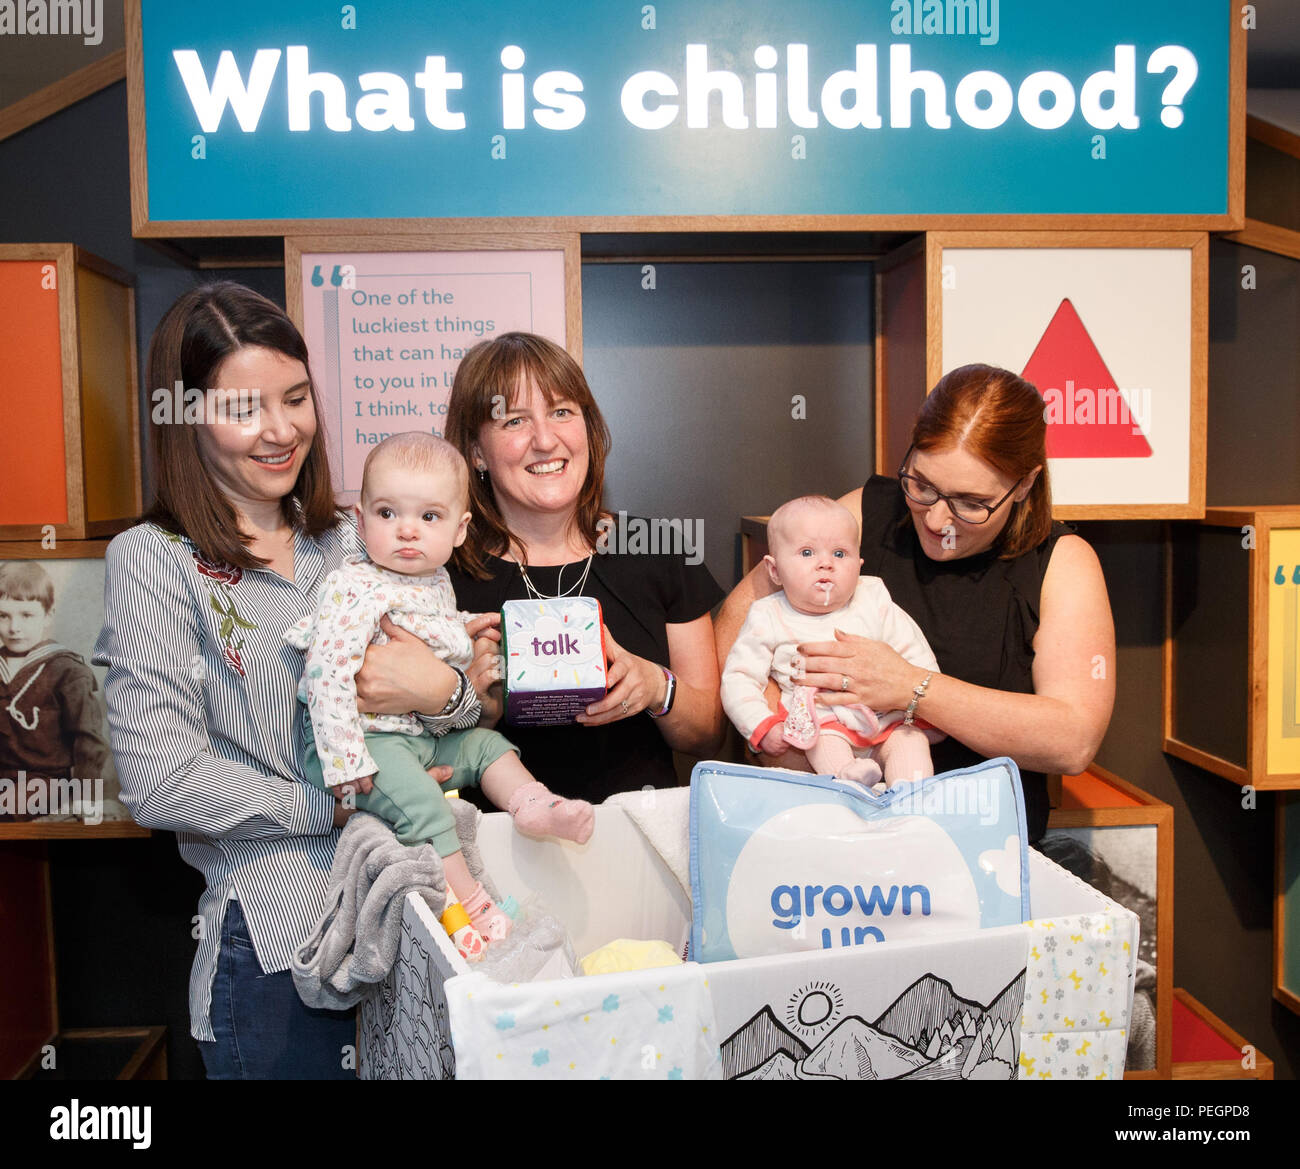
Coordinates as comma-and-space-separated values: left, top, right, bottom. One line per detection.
287, 433, 593, 960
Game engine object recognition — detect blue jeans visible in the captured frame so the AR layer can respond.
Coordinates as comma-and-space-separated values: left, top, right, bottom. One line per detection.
197, 900, 357, 1080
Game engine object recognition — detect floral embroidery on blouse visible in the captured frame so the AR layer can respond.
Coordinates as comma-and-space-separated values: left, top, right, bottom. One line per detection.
153, 526, 259, 678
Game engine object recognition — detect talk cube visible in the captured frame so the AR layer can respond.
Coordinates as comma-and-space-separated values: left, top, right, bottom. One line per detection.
501, 597, 608, 726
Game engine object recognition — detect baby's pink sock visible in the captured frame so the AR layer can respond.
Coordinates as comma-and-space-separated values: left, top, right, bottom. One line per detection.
462, 882, 513, 943
506, 781, 595, 845
839, 756, 883, 788
440, 900, 486, 962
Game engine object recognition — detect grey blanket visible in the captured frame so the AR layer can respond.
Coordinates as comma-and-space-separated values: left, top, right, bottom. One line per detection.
292, 799, 498, 1010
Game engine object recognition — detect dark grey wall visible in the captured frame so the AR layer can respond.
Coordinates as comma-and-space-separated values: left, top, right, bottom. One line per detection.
1206, 239, 1300, 505
583, 261, 873, 588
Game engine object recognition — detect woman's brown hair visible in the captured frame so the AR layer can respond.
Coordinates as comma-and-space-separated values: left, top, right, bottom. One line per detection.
445, 333, 612, 579
142, 282, 342, 568
910, 363, 1054, 559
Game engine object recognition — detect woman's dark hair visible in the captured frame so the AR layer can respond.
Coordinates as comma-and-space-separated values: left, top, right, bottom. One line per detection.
142, 281, 341, 568
910, 363, 1053, 558
444, 332, 612, 578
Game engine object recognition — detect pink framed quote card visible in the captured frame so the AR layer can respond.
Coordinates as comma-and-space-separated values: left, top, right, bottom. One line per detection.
287, 235, 578, 505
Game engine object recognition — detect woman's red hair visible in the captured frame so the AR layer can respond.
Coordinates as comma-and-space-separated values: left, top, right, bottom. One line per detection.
910, 364, 1053, 558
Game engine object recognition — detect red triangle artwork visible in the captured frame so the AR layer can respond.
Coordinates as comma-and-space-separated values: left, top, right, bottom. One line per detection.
1021, 298, 1153, 458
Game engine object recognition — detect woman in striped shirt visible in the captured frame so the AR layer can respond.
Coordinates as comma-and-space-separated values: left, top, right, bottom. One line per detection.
94, 283, 481, 1079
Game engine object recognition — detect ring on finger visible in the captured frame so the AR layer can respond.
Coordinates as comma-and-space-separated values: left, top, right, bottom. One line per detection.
621, 699, 630, 714
841, 675, 850, 691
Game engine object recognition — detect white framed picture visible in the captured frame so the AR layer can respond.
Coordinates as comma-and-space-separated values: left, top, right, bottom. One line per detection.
930, 232, 1207, 520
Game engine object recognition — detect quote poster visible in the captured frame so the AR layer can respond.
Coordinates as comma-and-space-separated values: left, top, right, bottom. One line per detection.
297, 246, 568, 504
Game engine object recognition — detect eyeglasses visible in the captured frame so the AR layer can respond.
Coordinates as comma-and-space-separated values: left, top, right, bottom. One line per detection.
897, 446, 1023, 525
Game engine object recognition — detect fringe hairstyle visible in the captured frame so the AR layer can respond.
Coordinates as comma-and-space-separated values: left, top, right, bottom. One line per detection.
444, 333, 612, 579
0, 561, 55, 611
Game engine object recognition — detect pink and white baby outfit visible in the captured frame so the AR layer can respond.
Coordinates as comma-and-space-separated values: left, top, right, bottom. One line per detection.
722, 576, 940, 758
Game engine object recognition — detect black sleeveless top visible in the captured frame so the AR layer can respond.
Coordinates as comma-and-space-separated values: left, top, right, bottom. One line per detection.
859, 476, 1073, 842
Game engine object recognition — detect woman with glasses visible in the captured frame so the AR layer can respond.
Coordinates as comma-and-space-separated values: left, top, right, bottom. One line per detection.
715, 363, 1116, 841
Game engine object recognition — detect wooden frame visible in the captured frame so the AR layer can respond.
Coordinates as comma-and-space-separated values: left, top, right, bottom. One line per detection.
125, 0, 1246, 241
285, 232, 581, 505
0, 244, 141, 543
1246, 113, 1300, 165
1164, 507, 1300, 789
1276, 792, 1300, 1015
1223, 218, 1300, 264
284, 233, 583, 364
16, 1026, 167, 1080
923, 231, 1208, 521
0, 845, 58, 1079
1171, 988, 1273, 1080
0, 822, 149, 841
1044, 764, 1174, 1080
0, 539, 111, 561
0, 49, 126, 144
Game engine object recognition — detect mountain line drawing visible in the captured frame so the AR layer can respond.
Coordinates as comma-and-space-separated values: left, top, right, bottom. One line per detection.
723, 970, 1026, 1081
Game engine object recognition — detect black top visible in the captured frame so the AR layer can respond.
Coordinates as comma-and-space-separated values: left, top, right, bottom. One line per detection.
859, 476, 1075, 842
447, 539, 725, 805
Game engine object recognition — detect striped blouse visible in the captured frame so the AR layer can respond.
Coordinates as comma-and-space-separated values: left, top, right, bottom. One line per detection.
92, 516, 479, 1041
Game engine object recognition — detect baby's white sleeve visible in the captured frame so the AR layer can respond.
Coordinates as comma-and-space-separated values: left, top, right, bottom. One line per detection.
721, 604, 786, 746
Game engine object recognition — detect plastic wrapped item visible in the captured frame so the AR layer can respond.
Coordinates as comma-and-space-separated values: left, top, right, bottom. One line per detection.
478, 894, 579, 983
690, 758, 1030, 963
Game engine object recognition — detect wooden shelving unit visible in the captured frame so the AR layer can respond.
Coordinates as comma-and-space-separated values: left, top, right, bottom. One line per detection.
1044, 765, 1174, 1080
1171, 988, 1274, 1080
1164, 506, 1300, 790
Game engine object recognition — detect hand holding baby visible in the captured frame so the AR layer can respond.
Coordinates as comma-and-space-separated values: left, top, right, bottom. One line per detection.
796, 628, 927, 715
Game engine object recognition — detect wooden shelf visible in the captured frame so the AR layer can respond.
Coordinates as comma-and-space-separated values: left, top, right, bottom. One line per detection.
18, 1026, 167, 1081
0, 821, 149, 840
1171, 988, 1273, 1080
0, 821, 150, 842
1164, 506, 1300, 789
0, 245, 141, 543
1044, 764, 1174, 1080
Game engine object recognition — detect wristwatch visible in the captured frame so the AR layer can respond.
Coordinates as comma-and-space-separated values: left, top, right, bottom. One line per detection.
647, 667, 677, 719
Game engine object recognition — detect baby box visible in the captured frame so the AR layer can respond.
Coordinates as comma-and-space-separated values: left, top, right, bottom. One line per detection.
359, 780, 1140, 1080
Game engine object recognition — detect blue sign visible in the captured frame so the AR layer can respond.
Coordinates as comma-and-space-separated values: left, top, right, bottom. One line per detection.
136, 0, 1233, 224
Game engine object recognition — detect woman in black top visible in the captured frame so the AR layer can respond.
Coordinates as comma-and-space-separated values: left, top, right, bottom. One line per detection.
445, 333, 725, 803
716, 364, 1116, 842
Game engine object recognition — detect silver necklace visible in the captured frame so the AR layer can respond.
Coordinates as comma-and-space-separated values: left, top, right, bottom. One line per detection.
516, 553, 594, 600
